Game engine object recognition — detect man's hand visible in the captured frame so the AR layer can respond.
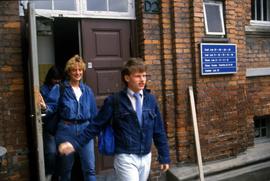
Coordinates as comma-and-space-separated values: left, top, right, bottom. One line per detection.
58, 142, 75, 155
160, 164, 169, 172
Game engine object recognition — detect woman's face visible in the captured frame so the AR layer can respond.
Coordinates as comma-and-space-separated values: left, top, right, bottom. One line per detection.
68, 64, 83, 82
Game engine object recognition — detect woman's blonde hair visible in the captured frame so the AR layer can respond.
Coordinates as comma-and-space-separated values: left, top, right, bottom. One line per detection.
65, 55, 86, 73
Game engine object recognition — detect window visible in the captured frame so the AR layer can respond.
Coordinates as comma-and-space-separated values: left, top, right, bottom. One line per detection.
82, 0, 134, 19
86, 0, 128, 12
34, 0, 77, 11
252, 0, 270, 22
254, 116, 270, 139
20, 0, 135, 19
203, 1, 225, 35
251, 0, 270, 26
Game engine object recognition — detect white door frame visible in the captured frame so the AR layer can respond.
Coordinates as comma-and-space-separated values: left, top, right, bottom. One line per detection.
28, 2, 46, 181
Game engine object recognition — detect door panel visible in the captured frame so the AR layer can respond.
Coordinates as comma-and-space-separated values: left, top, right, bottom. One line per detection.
27, 3, 46, 180
81, 19, 130, 173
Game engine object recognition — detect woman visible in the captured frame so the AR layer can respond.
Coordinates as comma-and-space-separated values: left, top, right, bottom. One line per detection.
40, 65, 62, 181
40, 55, 97, 181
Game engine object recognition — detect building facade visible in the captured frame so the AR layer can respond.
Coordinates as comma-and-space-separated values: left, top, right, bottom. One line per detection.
0, 0, 270, 180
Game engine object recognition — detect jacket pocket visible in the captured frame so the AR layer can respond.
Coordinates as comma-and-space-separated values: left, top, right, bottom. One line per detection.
149, 111, 157, 119
143, 110, 156, 128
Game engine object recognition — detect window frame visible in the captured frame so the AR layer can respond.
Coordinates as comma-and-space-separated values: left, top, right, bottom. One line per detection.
82, 0, 135, 19
203, 1, 226, 35
32, 0, 80, 17
251, 0, 270, 24
254, 116, 270, 139
21, 0, 135, 19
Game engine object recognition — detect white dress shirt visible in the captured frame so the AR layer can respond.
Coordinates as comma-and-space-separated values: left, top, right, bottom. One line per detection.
127, 88, 144, 111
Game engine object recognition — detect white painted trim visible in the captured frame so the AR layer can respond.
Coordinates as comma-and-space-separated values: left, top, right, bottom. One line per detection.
246, 68, 270, 77
20, 0, 135, 19
250, 20, 270, 26
28, 3, 46, 181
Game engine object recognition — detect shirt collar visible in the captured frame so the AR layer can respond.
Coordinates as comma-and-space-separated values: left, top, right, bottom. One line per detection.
127, 88, 143, 97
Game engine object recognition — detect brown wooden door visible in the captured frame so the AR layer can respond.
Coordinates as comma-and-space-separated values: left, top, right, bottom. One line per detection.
81, 19, 130, 173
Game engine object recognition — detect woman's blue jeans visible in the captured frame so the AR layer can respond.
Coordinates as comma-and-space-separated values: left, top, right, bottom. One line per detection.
43, 131, 58, 176
56, 121, 96, 181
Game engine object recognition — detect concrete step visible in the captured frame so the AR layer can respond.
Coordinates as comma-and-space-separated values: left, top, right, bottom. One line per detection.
167, 141, 270, 181
206, 160, 270, 181
167, 160, 270, 181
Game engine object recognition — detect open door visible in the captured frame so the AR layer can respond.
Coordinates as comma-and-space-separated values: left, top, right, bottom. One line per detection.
26, 3, 45, 181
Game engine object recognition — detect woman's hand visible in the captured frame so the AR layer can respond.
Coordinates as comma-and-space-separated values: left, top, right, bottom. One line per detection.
38, 92, 47, 110
59, 142, 75, 155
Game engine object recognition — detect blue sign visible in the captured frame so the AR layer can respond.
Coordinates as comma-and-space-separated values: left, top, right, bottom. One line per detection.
201, 43, 237, 75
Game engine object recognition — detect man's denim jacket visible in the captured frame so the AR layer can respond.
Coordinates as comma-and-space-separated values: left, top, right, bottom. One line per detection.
65, 88, 170, 164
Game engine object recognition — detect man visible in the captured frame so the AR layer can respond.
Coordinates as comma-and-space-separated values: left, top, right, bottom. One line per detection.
58, 58, 170, 181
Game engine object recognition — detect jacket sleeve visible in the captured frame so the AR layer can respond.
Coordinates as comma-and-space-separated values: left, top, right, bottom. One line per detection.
152, 97, 171, 164
88, 87, 98, 120
44, 84, 61, 117
67, 95, 114, 151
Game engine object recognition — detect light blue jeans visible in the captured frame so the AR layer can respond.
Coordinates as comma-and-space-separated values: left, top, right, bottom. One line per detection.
56, 121, 96, 181
114, 153, 152, 181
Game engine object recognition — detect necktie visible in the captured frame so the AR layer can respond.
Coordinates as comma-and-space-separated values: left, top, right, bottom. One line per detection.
133, 93, 142, 127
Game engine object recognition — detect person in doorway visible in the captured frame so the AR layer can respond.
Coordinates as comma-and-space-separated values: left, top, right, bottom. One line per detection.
40, 55, 97, 181
40, 65, 63, 181
57, 58, 170, 181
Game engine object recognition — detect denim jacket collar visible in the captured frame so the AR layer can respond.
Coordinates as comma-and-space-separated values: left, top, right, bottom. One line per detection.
63, 80, 86, 93
120, 88, 152, 111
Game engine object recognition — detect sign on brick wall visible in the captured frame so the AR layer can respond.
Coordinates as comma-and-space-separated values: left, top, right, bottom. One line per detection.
200, 43, 237, 75
145, 0, 160, 13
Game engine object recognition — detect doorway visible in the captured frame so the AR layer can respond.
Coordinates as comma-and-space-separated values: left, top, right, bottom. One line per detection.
37, 17, 133, 176
37, 18, 79, 84
37, 17, 83, 180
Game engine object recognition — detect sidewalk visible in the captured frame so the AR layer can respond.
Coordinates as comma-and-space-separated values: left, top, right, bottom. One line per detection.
167, 140, 270, 181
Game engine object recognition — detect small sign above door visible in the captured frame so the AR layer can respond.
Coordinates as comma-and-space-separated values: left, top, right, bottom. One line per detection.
145, 0, 160, 14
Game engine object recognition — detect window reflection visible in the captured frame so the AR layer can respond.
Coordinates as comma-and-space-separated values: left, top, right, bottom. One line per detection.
87, 0, 107, 11
33, 0, 52, 9
109, 0, 128, 12
54, 0, 76, 10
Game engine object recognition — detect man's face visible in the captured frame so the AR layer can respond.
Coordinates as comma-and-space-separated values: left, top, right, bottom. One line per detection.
124, 71, 147, 93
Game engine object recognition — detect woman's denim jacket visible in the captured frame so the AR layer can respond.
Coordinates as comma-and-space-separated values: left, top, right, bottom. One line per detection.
65, 88, 170, 164
45, 80, 97, 123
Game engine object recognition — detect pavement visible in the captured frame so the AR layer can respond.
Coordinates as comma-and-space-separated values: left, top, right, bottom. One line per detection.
167, 139, 270, 181
96, 169, 116, 181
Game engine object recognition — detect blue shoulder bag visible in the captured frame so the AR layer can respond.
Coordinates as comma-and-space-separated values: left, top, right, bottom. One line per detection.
98, 93, 119, 156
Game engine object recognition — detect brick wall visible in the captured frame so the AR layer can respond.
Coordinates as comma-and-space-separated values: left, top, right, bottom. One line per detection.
181, 0, 252, 161
138, 0, 262, 175
246, 35, 270, 117
0, 1, 29, 180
